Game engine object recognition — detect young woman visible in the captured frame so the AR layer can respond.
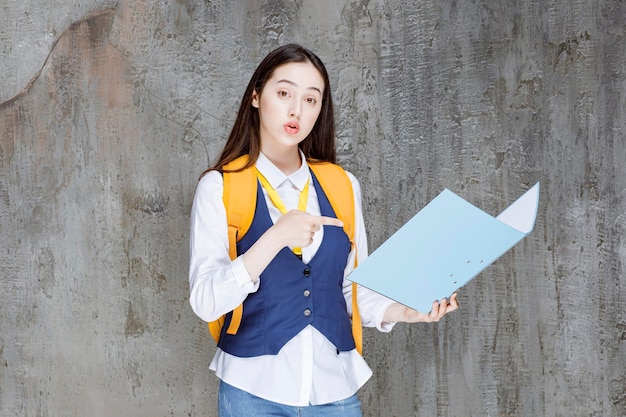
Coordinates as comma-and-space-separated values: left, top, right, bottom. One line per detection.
189, 44, 458, 417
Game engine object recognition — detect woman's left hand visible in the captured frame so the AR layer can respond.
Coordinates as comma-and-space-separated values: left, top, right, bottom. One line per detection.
384, 293, 459, 323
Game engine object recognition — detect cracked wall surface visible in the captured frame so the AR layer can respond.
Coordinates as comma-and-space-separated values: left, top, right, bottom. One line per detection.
1, 1, 625, 416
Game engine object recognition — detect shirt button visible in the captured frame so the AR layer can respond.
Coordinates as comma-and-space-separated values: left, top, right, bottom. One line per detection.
303, 268, 311, 277
303, 289, 311, 297
304, 309, 312, 317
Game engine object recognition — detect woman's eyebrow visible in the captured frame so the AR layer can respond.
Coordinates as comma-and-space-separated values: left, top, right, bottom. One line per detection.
276, 79, 322, 95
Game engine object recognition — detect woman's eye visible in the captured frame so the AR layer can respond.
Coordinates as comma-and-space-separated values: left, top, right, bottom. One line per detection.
278, 91, 289, 97
306, 97, 317, 105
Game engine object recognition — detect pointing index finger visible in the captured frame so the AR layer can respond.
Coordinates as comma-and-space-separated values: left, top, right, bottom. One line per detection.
317, 216, 344, 228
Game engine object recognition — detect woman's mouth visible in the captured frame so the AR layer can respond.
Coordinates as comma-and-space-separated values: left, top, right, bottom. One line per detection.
284, 121, 300, 135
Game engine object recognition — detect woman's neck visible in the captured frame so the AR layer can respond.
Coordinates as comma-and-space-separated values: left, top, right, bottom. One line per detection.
261, 147, 302, 176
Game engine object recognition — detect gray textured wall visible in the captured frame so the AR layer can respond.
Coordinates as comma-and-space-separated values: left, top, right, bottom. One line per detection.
1, 1, 624, 416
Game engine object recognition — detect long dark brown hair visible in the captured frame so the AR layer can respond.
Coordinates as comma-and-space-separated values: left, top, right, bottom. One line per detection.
202, 44, 336, 176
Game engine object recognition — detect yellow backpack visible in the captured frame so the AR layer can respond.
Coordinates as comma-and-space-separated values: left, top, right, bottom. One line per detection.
208, 154, 363, 354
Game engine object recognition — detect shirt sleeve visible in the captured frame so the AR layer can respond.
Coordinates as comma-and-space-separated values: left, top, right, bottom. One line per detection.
188, 171, 259, 323
342, 171, 397, 332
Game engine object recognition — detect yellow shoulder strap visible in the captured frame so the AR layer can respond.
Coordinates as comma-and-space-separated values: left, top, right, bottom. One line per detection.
207, 155, 256, 342
308, 161, 363, 355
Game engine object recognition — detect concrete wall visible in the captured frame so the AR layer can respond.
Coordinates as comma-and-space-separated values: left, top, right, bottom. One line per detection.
1, 1, 624, 416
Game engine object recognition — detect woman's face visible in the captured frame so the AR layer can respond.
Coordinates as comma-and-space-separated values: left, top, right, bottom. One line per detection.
252, 61, 324, 156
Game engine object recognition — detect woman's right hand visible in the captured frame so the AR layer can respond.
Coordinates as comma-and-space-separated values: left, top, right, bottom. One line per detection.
271, 209, 343, 249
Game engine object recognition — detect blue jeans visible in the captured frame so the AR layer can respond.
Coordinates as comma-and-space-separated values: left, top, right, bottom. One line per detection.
218, 380, 363, 417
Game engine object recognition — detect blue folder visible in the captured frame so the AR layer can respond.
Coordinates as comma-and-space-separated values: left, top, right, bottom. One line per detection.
347, 183, 540, 313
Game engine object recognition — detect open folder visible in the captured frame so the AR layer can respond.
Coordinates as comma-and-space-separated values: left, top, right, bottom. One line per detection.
347, 183, 540, 313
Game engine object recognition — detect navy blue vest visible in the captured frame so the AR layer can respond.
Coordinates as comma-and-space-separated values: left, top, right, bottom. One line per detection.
217, 171, 355, 357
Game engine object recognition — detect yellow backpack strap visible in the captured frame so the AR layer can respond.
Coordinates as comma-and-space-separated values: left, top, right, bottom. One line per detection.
207, 155, 257, 343
308, 161, 363, 355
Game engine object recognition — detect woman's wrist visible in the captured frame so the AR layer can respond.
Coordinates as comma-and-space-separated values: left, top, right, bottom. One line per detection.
241, 227, 285, 282
382, 303, 410, 323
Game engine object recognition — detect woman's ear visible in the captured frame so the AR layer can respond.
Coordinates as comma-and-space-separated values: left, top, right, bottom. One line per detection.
251, 90, 260, 108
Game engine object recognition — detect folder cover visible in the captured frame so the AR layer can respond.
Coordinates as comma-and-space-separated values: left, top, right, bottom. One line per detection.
347, 183, 540, 313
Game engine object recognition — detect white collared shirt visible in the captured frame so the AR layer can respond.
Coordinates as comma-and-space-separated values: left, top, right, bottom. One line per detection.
189, 152, 395, 406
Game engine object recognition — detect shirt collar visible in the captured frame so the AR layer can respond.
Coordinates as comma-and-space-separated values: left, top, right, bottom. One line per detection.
256, 151, 310, 191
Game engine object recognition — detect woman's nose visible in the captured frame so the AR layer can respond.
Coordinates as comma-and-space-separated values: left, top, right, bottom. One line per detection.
289, 100, 302, 118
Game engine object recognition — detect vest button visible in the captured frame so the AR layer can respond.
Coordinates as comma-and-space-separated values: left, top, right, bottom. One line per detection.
304, 308, 312, 317
303, 268, 311, 277
303, 289, 311, 297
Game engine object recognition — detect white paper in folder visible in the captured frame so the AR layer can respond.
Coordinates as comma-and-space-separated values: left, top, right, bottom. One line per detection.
347, 183, 540, 313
